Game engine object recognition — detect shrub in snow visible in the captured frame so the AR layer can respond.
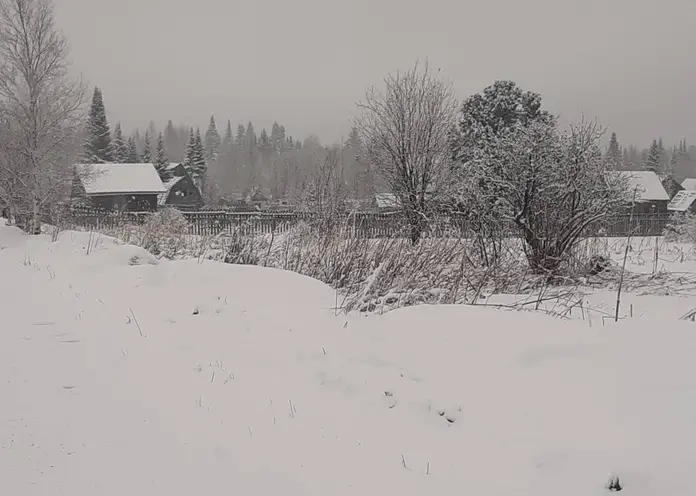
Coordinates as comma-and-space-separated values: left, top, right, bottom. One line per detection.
587, 254, 612, 276
664, 212, 696, 243
222, 227, 268, 265
137, 209, 191, 259
98, 209, 191, 259
451, 81, 630, 276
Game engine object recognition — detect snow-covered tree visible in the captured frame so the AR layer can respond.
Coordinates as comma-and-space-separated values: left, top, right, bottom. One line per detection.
356, 61, 458, 244
204, 115, 221, 163
245, 122, 257, 149
0, 0, 86, 233
235, 124, 245, 147
450, 80, 559, 265
271, 122, 286, 151
607, 132, 621, 169
142, 131, 152, 163
192, 128, 207, 182
85, 86, 112, 162
182, 128, 195, 175
299, 151, 347, 229
259, 128, 271, 150
459, 119, 630, 275
154, 132, 169, 181
111, 123, 128, 163
645, 140, 661, 172
223, 120, 233, 149
451, 80, 553, 166
126, 136, 139, 163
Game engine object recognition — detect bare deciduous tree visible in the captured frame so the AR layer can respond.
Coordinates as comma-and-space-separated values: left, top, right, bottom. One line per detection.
0, 0, 85, 233
356, 61, 458, 244
304, 151, 347, 226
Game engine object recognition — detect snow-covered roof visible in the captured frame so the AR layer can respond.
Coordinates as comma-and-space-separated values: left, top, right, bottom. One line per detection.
667, 190, 696, 212
614, 171, 670, 202
77, 163, 165, 196
681, 178, 696, 191
157, 176, 185, 206
375, 193, 400, 209
166, 163, 180, 171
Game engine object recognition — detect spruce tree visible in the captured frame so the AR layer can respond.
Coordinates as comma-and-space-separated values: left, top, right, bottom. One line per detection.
271, 122, 286, 151
259, 128, 271, 150
183, 128, 196, 175
193, 128, 207, 178
142, 131, 152, 163
245, 122, 257, 149
183, 128, 207, 189
154, 132, 170, 181
658, 138, 668, 170
223, 120, 233, 148
235, 124, 246, 148
204, 115, 221, 163
85, 87, 112, 162
111, 123, 128, 163
126, 136, 140, 163
607, 132, 621, 169
645, 140, 661, 172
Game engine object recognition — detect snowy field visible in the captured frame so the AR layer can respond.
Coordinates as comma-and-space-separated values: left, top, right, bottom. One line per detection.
3, 220, 696, 495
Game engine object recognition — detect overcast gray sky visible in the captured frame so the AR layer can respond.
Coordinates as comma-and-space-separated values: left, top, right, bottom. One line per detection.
55, 0, 696, 147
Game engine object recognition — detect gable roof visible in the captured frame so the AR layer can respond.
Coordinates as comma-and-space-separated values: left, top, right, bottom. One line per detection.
682, 178, 696, 191
157, 176, 185, 206
166, 162, 188, 178
614, 171, 670, 202
76, 163, 165, 196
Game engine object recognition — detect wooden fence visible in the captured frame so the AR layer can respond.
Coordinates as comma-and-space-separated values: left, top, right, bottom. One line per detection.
48, 207, 674, 239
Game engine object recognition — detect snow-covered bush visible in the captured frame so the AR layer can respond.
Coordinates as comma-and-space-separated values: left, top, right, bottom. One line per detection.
451, 82, 630, 276
664, 213, 696, 243
138, 209, 191, 258
100, 209, 191, 259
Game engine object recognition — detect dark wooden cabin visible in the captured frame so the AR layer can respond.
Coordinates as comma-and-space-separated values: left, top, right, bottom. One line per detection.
158, 174, 204, 210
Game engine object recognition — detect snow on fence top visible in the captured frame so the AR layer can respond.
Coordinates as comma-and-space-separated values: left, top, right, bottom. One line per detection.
610, 170, 670, 202
76, 163, 166, 196
681, 178, 696, 191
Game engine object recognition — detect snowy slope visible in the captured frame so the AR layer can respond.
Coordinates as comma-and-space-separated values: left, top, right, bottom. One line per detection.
2, 224, 696, 495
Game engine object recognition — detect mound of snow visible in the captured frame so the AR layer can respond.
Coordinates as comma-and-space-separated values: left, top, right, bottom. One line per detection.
2, 224, 696, 495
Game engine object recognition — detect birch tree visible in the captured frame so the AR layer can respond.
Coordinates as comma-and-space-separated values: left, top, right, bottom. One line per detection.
0, 0, 85, 233
356, 61, 458, 244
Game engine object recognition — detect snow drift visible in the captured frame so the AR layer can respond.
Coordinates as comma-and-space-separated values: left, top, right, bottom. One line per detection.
1, 223, 696, 495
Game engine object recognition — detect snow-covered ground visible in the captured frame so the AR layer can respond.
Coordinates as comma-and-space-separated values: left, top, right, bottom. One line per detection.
3, 221, 696, 495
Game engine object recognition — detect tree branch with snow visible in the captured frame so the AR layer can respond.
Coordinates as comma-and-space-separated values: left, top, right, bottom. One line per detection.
0, 0, 85, 233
